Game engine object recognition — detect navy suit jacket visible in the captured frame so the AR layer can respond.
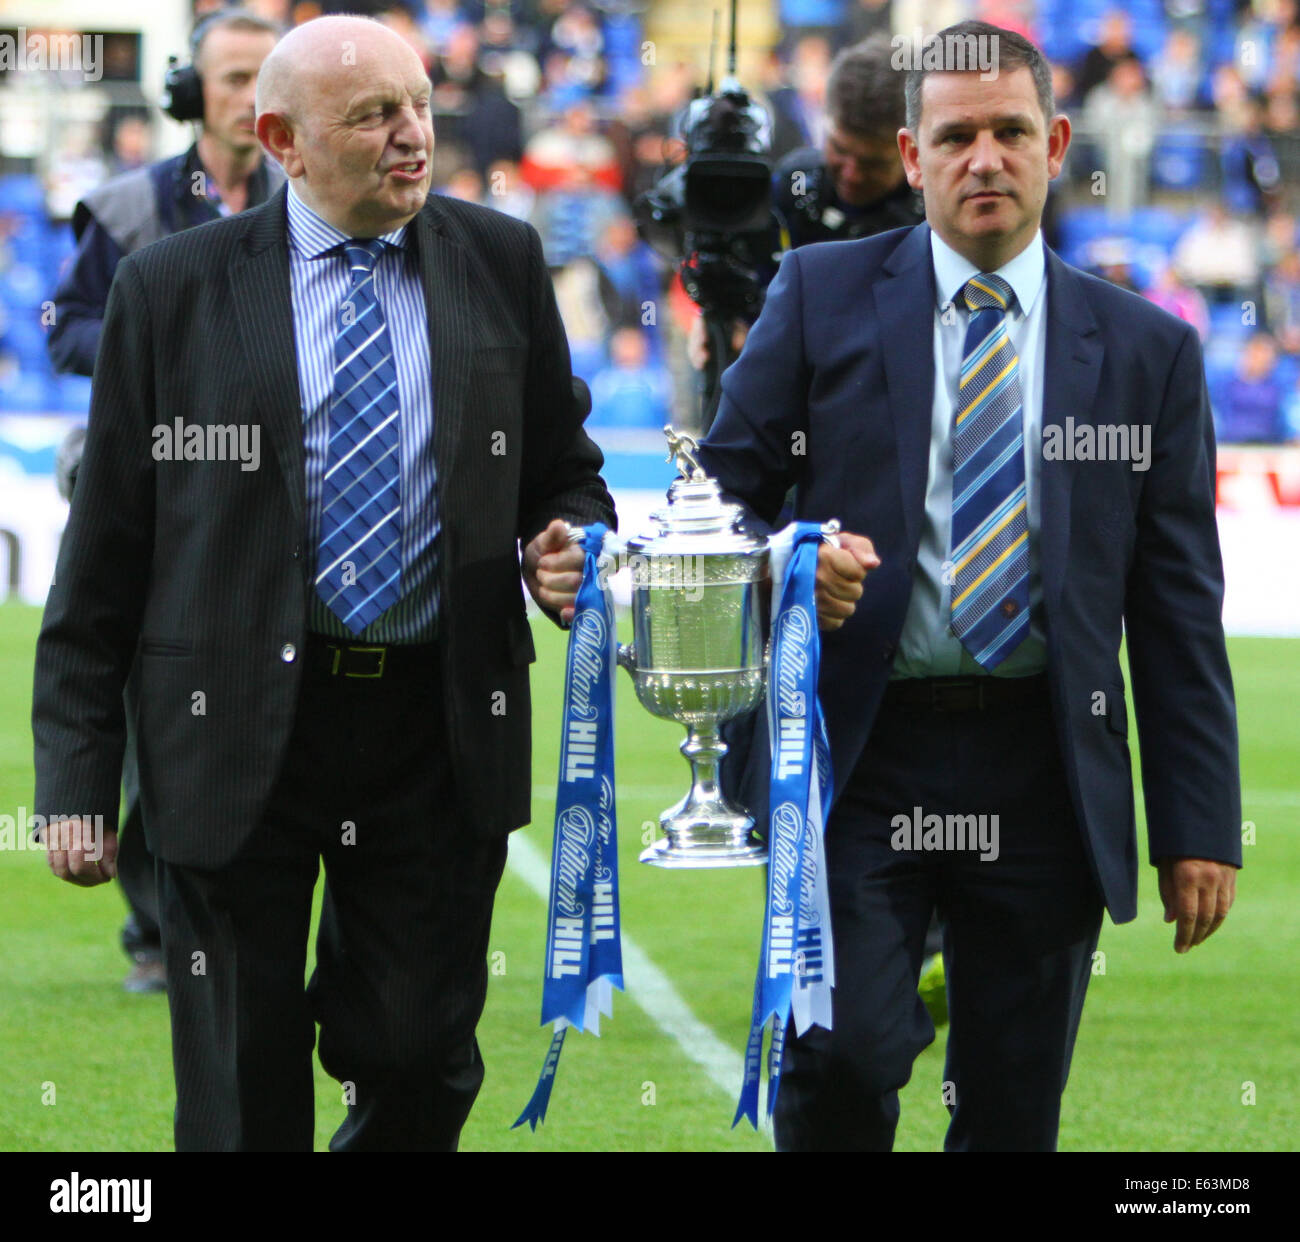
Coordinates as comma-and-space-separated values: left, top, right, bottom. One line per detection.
697, 223, 1242, 923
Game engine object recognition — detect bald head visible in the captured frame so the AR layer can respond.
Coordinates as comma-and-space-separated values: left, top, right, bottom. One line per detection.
256, 15, 422, 122
255, 14, 435, 236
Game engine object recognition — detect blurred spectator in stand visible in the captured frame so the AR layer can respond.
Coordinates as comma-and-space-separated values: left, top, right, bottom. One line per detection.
1264, 249, 1300, 356
1217, 332, 1293, 443
521, 98, 621, 193
1210, 62, 1250, 116
589, 325, 673, 428
1084, 57, 1159, 217
539, 2, 607, 96
1145, 262, 1211, 342
431, 23, 523, 176
550, 252, 622, 380
1265, 5, 1300, 99
1150, 27, 1205, 117
1221, 96, 1282, 217
1173, 203, 1260, 303
376, 0, 435, 67
480, 8, 543, 99
108, 113, 154, 174
607, 84, 679, 208
593, 213, 661, 337
1088, 237, 1143, 294
420, 0, 469, 52
1262, 91, 1300, 182
765, 35, 833, 161
441, 164, 485, 202
483, 157, 535, 220
1051, 61, 1078, 112
1261, 210, 1299, 267
1233, 0, 1293, 95
530, 167, 625, 267
1074, 9, 1140, 105
45, 123, 110, 223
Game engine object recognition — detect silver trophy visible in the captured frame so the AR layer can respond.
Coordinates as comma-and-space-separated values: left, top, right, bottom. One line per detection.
568, 428, 840, 868
618, 428, 773, 868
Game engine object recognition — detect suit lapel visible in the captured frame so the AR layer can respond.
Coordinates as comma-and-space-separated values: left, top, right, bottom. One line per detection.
1039, 248, 1103, 610
229, 187, 306, 537
875, 223, 937, 557
412, 199, 469, 511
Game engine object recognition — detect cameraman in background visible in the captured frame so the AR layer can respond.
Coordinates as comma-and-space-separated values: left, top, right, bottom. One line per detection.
773, 36, 922, 248
688, 38, 922, 371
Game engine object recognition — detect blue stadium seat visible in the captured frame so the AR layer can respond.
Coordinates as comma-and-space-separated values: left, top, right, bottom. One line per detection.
1, 262, 49, 310
53, 373, 92, 413
0, 173, 46, 216
1128, 206, 1193, 251
1151, 129, 1207, 192
1209, 302, 1253, 340
1058, 209, 1121, 268
0, 368, 51, 412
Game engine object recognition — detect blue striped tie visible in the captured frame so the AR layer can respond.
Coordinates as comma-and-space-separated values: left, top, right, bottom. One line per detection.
949, 273, 1030, 669
315, 239, 403, 634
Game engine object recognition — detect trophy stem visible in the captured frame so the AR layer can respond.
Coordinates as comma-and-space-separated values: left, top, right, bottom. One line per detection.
639, 721, 767, 868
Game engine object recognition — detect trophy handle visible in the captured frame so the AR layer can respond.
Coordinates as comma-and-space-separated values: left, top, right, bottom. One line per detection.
617, 642, 636, 677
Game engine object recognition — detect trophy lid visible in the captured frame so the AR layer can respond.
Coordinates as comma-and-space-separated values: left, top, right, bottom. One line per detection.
625, 427, 769, 558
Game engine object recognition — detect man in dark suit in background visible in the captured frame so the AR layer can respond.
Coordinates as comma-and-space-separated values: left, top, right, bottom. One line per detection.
33, 14, 613, 1151
698, 21, 1240, 1151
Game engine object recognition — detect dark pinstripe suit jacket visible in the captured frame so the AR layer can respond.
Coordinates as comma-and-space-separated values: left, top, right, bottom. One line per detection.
33, 187, 615, 869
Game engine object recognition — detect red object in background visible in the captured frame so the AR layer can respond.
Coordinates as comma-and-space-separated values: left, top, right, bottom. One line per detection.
1216, 446, 1300, 507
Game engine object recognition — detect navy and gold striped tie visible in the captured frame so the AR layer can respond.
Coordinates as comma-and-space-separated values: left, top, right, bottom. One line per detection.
315, 239, 403, 634
949, 273, 1030, 669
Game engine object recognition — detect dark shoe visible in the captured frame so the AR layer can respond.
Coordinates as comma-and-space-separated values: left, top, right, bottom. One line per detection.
124, 949, 167, 994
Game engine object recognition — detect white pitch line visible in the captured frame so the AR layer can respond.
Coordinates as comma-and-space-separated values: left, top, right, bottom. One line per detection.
508, 830, 772, 1140
1242, 790, 1300, 807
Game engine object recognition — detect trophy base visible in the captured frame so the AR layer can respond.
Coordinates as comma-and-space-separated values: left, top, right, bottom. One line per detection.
639, 819, 767, 869
639, 837, 767, 868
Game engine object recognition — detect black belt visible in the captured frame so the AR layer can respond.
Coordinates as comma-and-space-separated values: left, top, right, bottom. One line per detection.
882, 673, 1049, 713
304, 633, 437, 680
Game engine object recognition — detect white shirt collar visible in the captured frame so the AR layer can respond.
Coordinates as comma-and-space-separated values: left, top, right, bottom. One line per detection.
929, 226, 1046, 318
285, 183, 409, 259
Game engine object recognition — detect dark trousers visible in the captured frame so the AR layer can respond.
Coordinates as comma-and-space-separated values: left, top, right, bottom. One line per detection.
774, 679, 1104, 1152
156, 639, 508, 1152
119, 683, 162, 954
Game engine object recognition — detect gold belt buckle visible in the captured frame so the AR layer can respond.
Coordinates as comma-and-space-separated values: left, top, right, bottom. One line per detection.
346, 644, 387, 678
327, 643, 387, 678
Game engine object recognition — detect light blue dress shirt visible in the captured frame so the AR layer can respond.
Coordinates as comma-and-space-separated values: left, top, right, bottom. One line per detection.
285, 186, 440, 643
891, 228, 1049, 679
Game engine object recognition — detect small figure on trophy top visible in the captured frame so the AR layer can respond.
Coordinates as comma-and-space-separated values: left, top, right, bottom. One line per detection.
664, 425, 706, 482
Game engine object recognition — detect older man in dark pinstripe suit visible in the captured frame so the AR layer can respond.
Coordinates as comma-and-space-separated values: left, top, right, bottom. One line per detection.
32, 15, 614, 1151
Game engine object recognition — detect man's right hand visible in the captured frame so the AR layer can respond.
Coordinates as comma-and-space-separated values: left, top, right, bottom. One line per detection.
40, 816, 118, 887
815, 533, 880, 631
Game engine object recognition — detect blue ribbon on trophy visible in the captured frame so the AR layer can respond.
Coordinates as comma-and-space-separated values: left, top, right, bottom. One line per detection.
515, 523, 624, 1130
733, 521, 836, 1129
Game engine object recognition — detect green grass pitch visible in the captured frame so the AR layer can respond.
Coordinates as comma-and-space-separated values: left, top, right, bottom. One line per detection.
1, 600, 1295, 1151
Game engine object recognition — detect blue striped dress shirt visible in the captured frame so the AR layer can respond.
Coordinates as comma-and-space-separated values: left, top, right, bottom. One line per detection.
286, 186, 440, 642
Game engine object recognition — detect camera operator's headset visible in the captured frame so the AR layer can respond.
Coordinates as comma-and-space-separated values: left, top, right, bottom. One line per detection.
160, 11, 226, 123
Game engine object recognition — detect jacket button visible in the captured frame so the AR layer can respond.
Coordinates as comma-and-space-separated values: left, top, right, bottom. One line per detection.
280, 643, 297, 663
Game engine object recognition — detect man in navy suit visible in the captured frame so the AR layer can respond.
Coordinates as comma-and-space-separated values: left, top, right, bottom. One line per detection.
698, 21, 1241, 1151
